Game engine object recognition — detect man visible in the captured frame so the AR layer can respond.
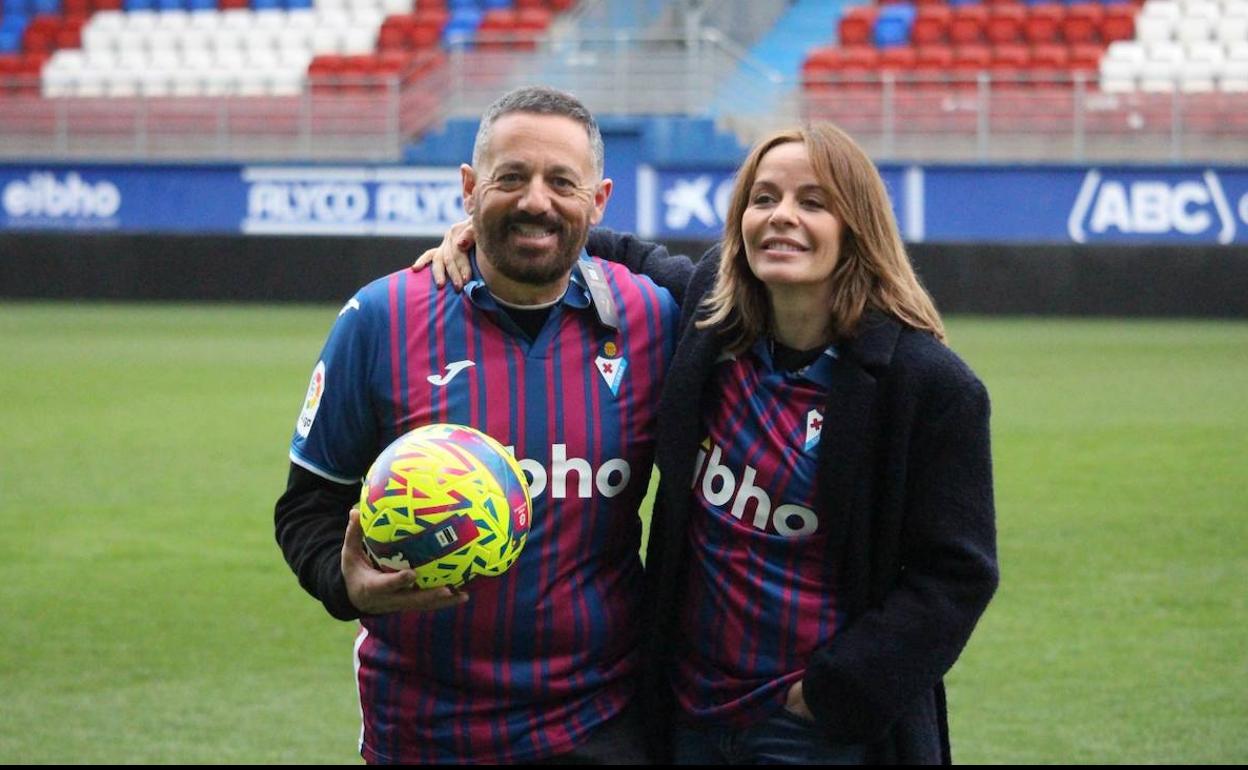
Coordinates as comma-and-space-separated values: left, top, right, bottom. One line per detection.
275, 86, 679, 764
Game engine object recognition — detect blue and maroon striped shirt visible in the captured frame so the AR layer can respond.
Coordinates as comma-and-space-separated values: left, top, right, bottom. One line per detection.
290, 253, 678, 763
673, 339, 847, 728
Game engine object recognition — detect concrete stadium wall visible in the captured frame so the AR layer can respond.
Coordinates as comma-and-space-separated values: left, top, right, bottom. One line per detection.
1, 232, 1245, 317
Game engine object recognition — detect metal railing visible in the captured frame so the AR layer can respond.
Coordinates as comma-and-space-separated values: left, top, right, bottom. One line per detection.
794, 72, 1248, 164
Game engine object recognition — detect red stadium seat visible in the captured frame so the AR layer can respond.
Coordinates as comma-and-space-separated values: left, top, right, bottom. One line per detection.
515, 8, 553, 33
953, 43, 993, 86
1061, 4, 1104, 47
1068, 43, 1103, 76
992, 43, 1031, 85
949, 5, 989, 46
415, 7, 450, 30
1023, 4, 1063, 45
62, 0, 90, 20
802, 45, 841, 90
1100, 6, 1136, 45
1029, 41, 1070, 86
986, 5, 1025, 45
879, 45, 918, 72
911, 6, 951, 47
838, 7, 878, 47
55, 18, 86, 49
912, 45, 954, 88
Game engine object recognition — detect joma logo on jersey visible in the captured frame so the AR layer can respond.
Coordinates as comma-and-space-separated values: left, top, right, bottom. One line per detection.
692, 441, 817, 537
507, 443, 631, 500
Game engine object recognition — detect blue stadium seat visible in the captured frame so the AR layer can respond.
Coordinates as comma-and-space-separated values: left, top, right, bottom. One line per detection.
448, 0, 480, 8
2, 0, 29, 16
0, 29, 21, 53
155, 0, 183, 10
444, 5, 483, 45
30, 0, 60, 14
253, 0, 283, 10
187, 0, 215, 9
124, 0, 156, 10
874, 4, 916, 48
286, 0, 313, 9
481, 0, 513, 9
0, 12, 28, 30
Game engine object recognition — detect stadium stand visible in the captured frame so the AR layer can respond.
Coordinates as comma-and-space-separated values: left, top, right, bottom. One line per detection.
0, 0, 1245, 162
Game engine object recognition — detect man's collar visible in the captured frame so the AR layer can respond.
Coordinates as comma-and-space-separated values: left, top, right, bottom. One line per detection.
463, 248, 600, 318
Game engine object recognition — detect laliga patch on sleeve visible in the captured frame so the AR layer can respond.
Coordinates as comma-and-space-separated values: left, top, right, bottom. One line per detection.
296, 360, 326, 438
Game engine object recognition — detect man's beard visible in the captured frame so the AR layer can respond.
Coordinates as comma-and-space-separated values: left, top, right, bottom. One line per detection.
474, 210, 586, 287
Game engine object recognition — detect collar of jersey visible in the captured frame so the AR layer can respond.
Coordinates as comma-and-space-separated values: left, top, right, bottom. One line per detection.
750, 336, 839, 388
463, 248, 594, 314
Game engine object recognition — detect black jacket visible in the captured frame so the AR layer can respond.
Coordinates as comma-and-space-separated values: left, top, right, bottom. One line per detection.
639, 250, 999, 764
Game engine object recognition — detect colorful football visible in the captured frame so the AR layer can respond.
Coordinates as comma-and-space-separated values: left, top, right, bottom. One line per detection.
359, 424, 532, 588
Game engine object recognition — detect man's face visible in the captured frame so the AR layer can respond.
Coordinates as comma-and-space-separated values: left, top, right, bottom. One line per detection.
461, 112, 612, 302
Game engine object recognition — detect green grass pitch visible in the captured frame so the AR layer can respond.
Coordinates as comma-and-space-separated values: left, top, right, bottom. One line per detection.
0, 303, 1244, 763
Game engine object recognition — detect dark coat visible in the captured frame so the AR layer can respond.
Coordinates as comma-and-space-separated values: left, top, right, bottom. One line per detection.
639, 251, 999, 764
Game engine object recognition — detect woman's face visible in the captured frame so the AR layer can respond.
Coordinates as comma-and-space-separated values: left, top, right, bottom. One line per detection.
741, 141, 843, 295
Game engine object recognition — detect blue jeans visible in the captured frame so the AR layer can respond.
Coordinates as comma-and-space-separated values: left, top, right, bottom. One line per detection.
674, 708, 868, 765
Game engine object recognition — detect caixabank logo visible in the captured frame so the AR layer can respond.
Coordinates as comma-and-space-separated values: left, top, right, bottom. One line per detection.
1067, 169, 1247, 244
2, 171, 122, 226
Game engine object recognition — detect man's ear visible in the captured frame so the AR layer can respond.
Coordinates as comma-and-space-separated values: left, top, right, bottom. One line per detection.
590, 177, 613, 225
460, 163, 477, 215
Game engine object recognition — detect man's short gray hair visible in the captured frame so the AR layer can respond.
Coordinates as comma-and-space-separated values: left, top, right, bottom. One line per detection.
471, 86, 605, 178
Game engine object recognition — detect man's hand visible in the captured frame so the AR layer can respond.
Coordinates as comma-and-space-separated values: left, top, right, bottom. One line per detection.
341, 506, 469, 614
784, 680, 816, 721
412, 219, 475, 291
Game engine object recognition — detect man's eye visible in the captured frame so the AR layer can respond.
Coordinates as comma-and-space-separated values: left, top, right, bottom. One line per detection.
495, 173, 524, 186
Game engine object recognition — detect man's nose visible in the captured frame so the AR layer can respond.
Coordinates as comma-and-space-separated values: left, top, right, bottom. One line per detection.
517, 178, 553, 214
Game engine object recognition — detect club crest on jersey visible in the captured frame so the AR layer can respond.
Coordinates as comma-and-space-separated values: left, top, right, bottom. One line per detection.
595, 341, 627, 397
804, 409, 824, 452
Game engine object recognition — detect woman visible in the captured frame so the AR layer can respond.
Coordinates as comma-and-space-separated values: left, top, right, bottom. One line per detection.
419, 122, 998, 764
639, 123, 997, 765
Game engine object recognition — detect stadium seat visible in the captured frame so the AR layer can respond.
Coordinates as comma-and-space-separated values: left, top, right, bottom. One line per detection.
1216, 15, 1248, 47
992, 42, 1030, 84
878, 43, 918, 74
1175, 16, 1214, 46
1139, 41, 1183, 92
949, 4, 988, 46
874, 4, 916, 48
1022, 4, 1062, 45
1221, 57, 1248, 91
910, 6, 950, 46
952, 43, 992, 86
1100, 5, 1136, 45
1061, 4, 1103, 47
913, 43, 948, 87
986, 4, 1025, 45
1067, 43, 1102, 76
838, 6, 877, 47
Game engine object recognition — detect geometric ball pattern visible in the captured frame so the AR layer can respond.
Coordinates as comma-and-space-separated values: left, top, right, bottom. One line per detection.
359, 423, 532, 589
